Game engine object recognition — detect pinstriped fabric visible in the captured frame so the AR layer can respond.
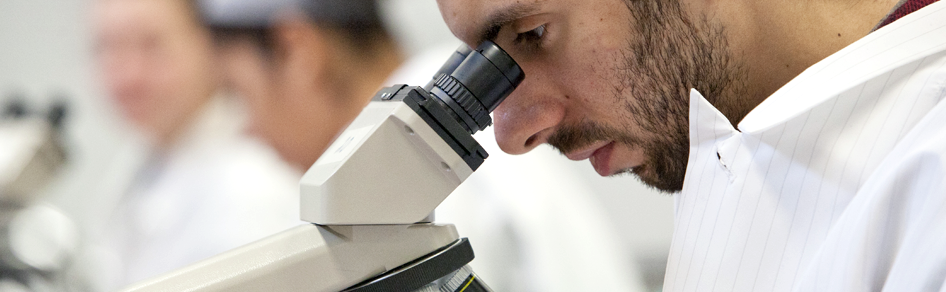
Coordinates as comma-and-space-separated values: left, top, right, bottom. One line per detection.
663, 3, 946, 291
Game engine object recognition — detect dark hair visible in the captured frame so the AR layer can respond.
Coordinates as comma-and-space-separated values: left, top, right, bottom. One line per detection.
203, 0, 394, 57
299, 0, 390, 54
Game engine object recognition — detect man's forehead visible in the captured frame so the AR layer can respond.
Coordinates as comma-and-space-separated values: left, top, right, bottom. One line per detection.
437, 0, 544, 45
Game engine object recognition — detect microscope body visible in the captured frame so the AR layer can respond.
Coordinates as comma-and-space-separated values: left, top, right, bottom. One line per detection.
121, 88, 481, 292
300, 87, 476, 225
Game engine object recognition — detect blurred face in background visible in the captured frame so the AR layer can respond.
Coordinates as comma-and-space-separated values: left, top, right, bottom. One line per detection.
216, 27, 330, 169
214, 17, 402, 170
94, 0, 220, 145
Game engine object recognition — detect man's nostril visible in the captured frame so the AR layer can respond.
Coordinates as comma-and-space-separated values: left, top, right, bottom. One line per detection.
525, 135, 537, 148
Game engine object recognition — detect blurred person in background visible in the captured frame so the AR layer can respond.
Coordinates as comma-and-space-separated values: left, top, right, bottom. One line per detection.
75, 0, 302, 290
203, 0, 647, 291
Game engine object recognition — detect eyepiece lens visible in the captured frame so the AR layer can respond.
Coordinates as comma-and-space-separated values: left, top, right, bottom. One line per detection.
476, 42, 524, 87
430, 41, 524, 135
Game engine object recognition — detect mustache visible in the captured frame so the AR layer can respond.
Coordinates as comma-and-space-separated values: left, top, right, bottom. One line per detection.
547, 121, 642, 155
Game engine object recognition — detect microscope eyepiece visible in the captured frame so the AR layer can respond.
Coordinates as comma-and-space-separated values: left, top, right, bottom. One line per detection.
475, 41, 525, 89
368, 41, 524, 170
429, 41, 524, 134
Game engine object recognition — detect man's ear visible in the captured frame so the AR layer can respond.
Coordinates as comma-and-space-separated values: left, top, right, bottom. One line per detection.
270, 15, 331, 88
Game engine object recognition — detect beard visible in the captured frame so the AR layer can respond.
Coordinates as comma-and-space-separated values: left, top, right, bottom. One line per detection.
549, 0, 745, 193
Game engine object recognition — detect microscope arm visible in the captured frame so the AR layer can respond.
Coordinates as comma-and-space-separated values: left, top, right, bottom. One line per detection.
121, 224, 460, 292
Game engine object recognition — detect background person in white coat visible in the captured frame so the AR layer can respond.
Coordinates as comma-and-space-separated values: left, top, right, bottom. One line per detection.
73, 0, 302, 290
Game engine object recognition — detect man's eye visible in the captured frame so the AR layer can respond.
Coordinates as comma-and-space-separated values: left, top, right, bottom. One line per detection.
514, 24, 546, 45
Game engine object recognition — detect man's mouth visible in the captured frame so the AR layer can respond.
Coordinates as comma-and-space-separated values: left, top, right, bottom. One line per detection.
589, 142, 615, 176
565, 141, 616, 176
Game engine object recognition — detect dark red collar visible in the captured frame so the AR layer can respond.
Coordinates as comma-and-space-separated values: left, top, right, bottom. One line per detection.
876, 0, 940, 29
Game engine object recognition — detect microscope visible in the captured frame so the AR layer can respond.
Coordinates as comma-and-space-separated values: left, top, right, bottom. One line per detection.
0, 97, 74, 292
120, 35, 524, 291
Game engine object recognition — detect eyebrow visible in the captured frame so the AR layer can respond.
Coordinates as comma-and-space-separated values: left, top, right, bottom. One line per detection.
478, 2, 542, 43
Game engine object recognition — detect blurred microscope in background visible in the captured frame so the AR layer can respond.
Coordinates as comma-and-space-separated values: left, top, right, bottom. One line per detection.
0, 93, 77, 292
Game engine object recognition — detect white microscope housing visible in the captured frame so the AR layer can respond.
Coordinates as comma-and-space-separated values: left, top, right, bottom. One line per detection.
299, 99, 473, 225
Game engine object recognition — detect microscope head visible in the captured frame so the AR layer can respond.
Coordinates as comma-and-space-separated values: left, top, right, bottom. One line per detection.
300, 41, 523, 225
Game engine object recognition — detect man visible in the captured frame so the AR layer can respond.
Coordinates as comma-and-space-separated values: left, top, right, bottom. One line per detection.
201, 0, 647, 290
437, 0, 946, 291
86, 0, 300, 289
207, 0, 404, 170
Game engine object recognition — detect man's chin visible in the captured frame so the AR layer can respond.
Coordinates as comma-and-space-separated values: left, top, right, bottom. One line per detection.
617, 164, 683, 194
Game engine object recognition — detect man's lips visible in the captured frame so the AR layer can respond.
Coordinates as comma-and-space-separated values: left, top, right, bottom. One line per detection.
589, 142, 615, 176
565, 141, 616, 176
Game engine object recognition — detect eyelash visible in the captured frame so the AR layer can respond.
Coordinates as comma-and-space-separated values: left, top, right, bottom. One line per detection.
514, 24, 546, 47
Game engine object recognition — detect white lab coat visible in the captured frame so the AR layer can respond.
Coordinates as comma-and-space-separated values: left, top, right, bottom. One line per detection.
664, 3, 946, 291
388, 43, 648, 292
87, 97, 302, 291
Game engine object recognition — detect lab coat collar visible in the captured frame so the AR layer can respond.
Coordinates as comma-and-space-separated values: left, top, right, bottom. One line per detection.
163, 92, 248, 159
689, 89, 738, 147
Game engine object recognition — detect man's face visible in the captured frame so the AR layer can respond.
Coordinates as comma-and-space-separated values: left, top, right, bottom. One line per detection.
95, 0, 218, 141
438, 0, 742, 192
216, 34, 331, 170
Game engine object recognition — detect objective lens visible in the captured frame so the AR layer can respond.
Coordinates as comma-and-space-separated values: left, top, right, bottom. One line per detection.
430, 41, 524, 134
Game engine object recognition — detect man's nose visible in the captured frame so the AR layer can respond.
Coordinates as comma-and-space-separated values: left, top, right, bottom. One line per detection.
492, 86, 564, 155
109, 55, 148, 95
